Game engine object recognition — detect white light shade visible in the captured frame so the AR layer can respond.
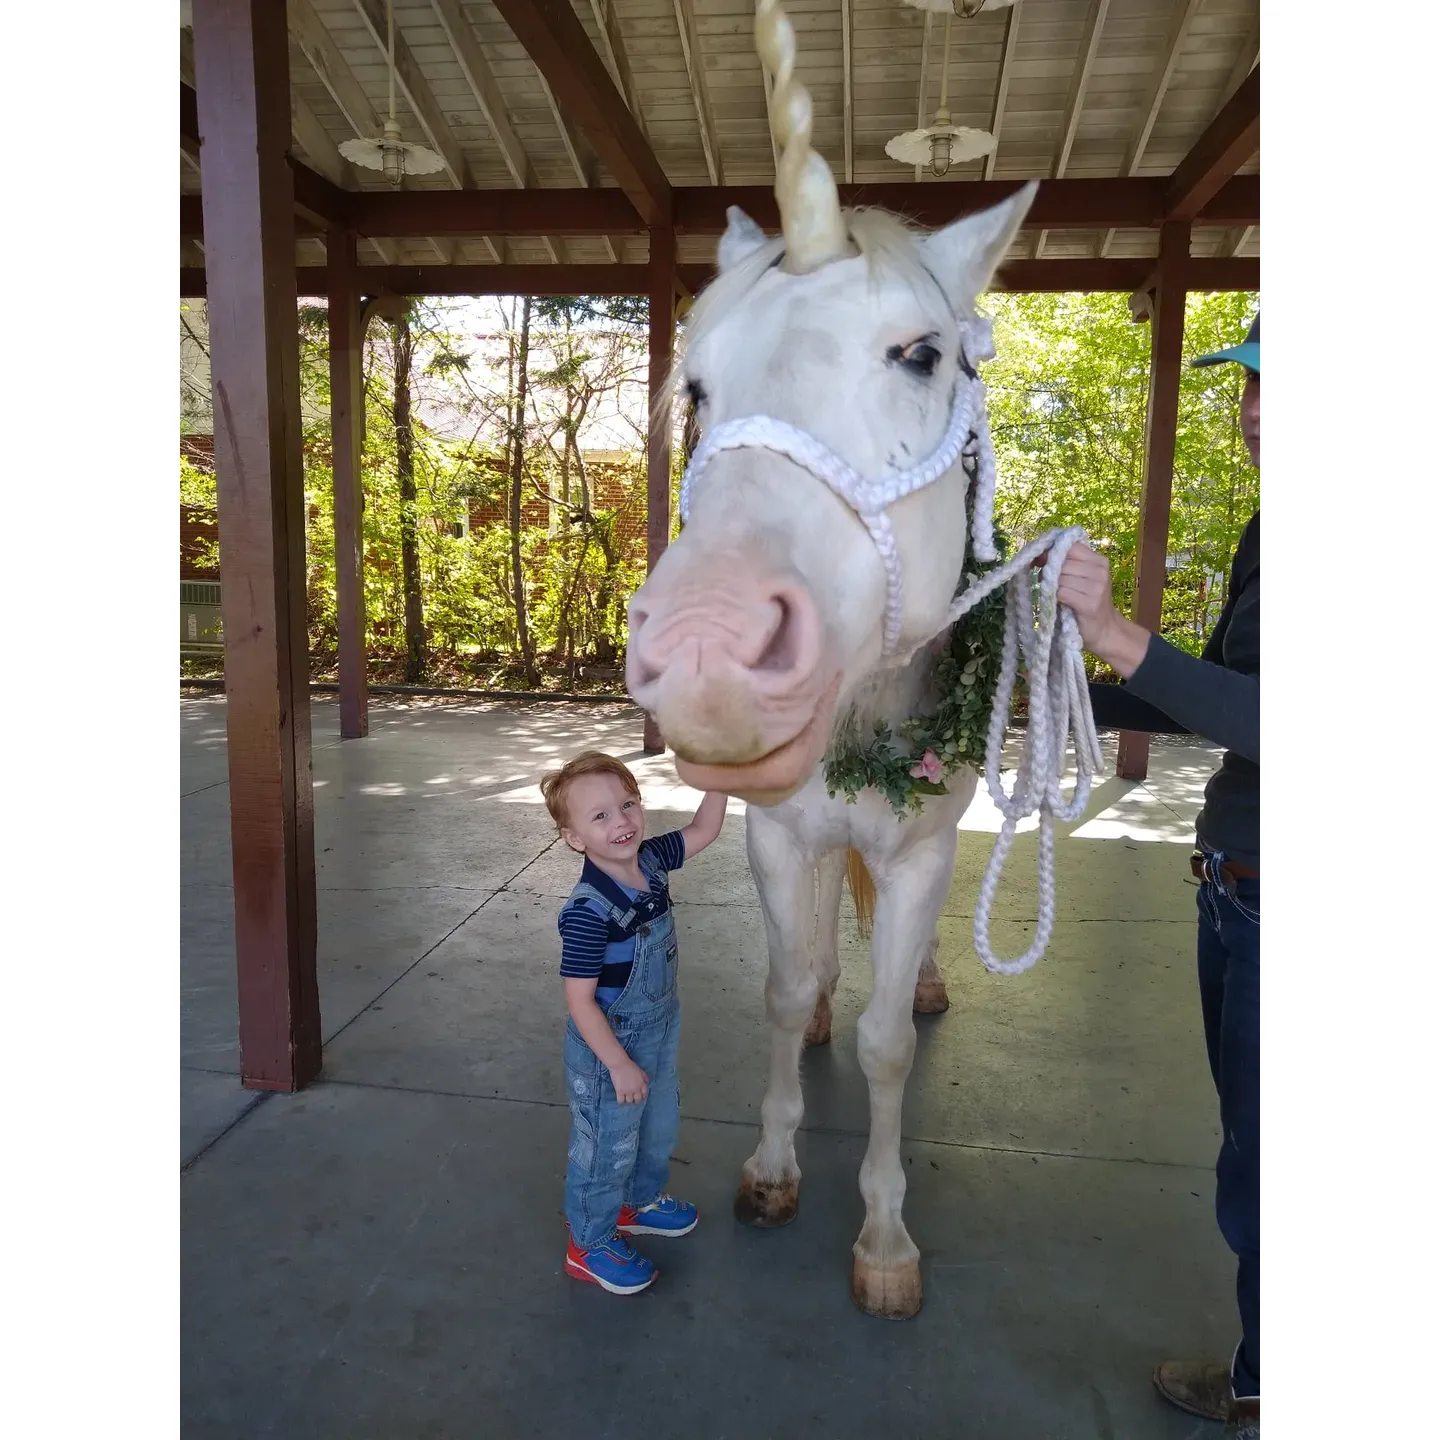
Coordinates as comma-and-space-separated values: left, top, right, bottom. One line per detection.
339, 118, 447, 188
885, 124, 996, 168
899, 0, 1020, 14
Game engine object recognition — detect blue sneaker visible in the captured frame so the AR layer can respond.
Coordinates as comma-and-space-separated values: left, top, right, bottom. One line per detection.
617, 1194, 699, 1237
564, 1230, 657, 1294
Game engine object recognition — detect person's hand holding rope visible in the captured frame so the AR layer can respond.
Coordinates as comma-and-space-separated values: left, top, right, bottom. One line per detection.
1048, 541, 1152, 680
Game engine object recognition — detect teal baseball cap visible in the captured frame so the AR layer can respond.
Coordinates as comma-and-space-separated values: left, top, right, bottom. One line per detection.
1191, 313, 1258, 373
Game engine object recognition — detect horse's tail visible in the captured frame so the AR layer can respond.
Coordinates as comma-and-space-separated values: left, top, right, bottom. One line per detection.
845, 848, 875, 939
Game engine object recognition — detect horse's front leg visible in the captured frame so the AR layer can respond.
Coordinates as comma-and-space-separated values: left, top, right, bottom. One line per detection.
804, 848, 846, 1047
735, 808, 818, 1228
851, 828, 960, 1319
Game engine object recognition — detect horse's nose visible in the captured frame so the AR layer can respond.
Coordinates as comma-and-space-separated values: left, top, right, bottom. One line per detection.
626, 560, 827, 768
628, 576, 820, 697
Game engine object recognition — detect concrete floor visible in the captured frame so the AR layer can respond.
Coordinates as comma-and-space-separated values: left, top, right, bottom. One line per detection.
182, 695, 1235, 1439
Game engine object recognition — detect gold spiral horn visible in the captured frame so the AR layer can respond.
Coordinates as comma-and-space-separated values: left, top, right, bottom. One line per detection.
755, 0, 847, 273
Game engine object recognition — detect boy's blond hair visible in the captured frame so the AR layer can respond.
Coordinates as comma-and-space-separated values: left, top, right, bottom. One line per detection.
540, 750, 642, 833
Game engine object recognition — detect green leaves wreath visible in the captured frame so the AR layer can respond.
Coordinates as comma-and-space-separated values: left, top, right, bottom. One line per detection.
823, 513, 1012, 818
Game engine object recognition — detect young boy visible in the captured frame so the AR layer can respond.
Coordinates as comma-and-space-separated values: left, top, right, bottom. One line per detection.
539, 751, 727, 1295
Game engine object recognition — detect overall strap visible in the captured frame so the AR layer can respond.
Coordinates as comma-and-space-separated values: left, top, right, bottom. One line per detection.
564, 881, 638, 931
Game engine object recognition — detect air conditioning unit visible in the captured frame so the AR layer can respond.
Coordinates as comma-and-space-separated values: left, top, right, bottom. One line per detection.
181, 579, 223, 652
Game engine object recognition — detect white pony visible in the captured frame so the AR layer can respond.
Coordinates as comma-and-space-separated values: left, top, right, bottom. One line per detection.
627, 0, 1095, 1319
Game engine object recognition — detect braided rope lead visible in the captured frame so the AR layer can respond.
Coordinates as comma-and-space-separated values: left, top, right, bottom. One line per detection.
947, 528, 1103, 974
678, 314, 1103, 975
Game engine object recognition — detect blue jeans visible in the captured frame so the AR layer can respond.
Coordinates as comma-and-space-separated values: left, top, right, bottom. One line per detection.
563, 1006, 681, 1247
1196, 855, 1260, 1398
562, 894, 682, 1249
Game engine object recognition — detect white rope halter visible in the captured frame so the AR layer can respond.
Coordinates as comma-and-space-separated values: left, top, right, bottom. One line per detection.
678, 316, 1105, 975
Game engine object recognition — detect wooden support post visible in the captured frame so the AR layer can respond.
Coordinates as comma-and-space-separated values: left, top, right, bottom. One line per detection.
328, 228, 368, 740
193, 0, 321, 1091
1117, 220, 1189, 782
643, 224, 676, 755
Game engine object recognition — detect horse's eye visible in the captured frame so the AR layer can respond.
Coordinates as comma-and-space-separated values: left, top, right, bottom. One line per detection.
685, 377, 708, 409
887, 340, 942, 378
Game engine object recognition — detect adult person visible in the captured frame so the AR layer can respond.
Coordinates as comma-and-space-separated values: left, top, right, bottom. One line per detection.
1056, 315, 1260, 1439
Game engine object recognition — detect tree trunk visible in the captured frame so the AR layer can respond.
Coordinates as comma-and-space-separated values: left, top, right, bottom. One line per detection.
509, 296, 539, 687
393, 311, 425, 683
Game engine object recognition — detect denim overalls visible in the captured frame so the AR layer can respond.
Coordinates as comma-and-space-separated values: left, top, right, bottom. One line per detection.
562, 871, 681, 1249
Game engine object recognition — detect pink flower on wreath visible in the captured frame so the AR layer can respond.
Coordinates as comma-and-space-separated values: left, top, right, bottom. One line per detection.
909, 748, 943, 783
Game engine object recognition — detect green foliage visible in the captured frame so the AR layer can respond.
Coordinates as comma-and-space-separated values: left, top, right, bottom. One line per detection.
824, 524, 1010, 816
180, 454, 216, 510
180, 286, 1257, 690
984, 289, 1259, 661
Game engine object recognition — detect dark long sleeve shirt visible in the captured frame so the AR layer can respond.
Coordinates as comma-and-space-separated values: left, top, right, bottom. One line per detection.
1088, 512, 1259, 867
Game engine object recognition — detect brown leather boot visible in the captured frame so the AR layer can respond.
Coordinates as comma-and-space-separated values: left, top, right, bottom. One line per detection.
1224, 1395, 1260, 1439
1153, 1358, 1232, 1421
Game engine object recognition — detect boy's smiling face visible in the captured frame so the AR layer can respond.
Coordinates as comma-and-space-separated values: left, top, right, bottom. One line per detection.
560, 772, 647, 863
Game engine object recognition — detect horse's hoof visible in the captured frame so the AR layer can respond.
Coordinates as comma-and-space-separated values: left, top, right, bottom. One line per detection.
734, 1174, 800, 1228
803, 991, 833, 1047
912, 978, 950, 1015
850, 1254, 923, 1319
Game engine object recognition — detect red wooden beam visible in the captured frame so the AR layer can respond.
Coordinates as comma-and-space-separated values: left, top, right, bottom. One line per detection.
1164, 67, 1260, 223
181, 256, 1257, 300
1117, 221, 1190, 783
192, 0, 321, 1092
489, 0, 671, 226
182, 193, 327, 238
675, 176, 1260, 234
991, 256, 1258, 293
328, 229, 369, 741
343, 186, 642, 236
182, 176, 1260, 242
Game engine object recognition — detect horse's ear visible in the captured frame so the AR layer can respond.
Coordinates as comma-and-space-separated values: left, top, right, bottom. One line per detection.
920, 181, 1038, 308
719, 207, 769, 272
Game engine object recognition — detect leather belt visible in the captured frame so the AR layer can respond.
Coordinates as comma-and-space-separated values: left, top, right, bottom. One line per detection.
1191, 850, 1259, 883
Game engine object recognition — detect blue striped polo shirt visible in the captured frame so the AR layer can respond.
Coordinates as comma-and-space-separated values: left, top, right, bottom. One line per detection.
558, 831, 686, 1010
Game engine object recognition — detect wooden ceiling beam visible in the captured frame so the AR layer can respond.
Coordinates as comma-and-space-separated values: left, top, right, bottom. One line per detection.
180, 175, 1258, 241
490, 0, 671, 224
673, 0, 724, 185
349, 0, 475, 191
180, 255, 1259, 300
291, 88, 360, 191
1220, 8, 1259, 110
343, 186, 644, 235
1035, 0, 1109, 257
289, 0, 381, 141
674, 176, 1259, 235
1121, 0, 1203, 178
983, 1, 1022, 182
1217, 224, 1254, 259
588, 0, 645, 124
427, 0, 568, 262
1164, 66, 1259, 222
532, 68, 620, 261
285, 0, 449, 261
429, 0, 533, 189
1100, 0, 1203, 256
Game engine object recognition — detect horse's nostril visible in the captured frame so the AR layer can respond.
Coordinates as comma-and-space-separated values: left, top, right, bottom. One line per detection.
753, 595, 799, 674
